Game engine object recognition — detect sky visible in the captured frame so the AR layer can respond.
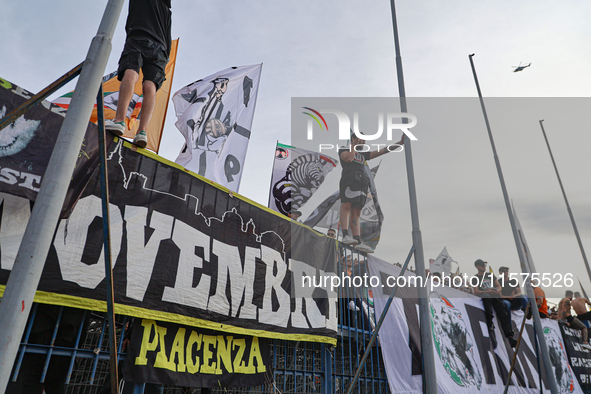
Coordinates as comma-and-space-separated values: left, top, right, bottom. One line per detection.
1, 0, 590, 297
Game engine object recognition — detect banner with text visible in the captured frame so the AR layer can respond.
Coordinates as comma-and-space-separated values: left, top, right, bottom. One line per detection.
122, 319, 272, 388
0, 139, 338, 344
368, 255, 585, 394
560, 323, 591, 393
0, 77, 107, 215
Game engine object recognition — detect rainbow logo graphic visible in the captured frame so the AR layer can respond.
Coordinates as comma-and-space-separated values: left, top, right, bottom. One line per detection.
302, 107, 329, 132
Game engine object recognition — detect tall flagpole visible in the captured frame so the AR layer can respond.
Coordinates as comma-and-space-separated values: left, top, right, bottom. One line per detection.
539, 120, 591, 284
0, 1, 125, 390
468, 54, 558, 394
389, 1, 438, 393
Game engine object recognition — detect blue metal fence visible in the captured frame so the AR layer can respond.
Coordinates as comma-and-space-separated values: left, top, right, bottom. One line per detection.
7, 247, 390, 393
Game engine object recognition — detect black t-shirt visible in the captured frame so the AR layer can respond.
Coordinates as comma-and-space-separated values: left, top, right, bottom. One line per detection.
475, 273, 497, 292
339, 148, 370, 179
501, 276, 520, 297
126, 0, 172, 55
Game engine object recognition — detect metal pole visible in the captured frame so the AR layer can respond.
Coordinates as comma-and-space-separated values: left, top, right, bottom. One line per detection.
346, 245, 415, 394
389, 1, 438, 393
468, 54, 558, 394
578, 278, 589, 300
96, 85, 119, 394
533, 322, 543, 393
0, 62, 83, 131
503, 303, 530, 394
0, 0, 125, 390
539, 120, 591, 283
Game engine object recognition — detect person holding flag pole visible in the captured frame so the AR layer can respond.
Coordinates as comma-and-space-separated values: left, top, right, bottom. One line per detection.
338, 131, 403, 253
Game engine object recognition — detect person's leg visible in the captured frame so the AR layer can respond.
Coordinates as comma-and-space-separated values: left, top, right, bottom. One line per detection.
482, 298, 494, 329
114, 69, 139, 123
503, 299, 511, 316
137, 80, 157, 132
570, 317, 588, 343
350, 206, 361, 237
492, 298, 514, 338
339, 202, 351, 233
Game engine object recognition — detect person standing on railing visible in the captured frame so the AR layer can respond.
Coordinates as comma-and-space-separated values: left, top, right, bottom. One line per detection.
105, 0, 172, 148
338, 131, 403, 254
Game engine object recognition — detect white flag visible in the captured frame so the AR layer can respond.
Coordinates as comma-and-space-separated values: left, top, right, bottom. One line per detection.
431, 247, 455, 275
172, 64, 262, 192
268, 143, 338, 216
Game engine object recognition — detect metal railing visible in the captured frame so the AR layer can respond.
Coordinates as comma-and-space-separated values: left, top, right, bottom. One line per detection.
7, 247, 391, 393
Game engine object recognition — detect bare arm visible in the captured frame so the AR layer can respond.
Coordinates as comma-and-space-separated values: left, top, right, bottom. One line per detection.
512, 285, 521, 297
490, 278, 502, 296
340, 150, 356, 163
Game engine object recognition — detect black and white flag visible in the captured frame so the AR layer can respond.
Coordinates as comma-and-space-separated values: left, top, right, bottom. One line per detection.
304, 164, 383, 249
172, 64, 262, 192
268, 143, 337, 216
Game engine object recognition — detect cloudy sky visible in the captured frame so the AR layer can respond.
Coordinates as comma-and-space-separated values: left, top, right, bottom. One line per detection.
1, 0, 590, 297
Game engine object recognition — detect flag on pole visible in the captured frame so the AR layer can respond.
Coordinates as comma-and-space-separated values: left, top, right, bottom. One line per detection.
268, 143, 337, 216
512, 202, 538, 274
304, 164, 383, 249
430, 247, 455, 275
52, 39, 179, 153
171, 64, 262, 192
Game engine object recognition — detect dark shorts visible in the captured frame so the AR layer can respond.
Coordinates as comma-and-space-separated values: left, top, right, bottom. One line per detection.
118, 36, 168, 90
578, 311, 591, 321
340, 177, 367, 208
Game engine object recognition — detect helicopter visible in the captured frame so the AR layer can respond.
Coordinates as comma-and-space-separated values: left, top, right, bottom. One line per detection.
512, 62, 531, 72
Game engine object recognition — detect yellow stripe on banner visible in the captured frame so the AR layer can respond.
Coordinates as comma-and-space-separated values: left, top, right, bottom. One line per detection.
0, 285, 337, 346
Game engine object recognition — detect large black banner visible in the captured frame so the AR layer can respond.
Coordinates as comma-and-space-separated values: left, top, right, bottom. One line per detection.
560, 322, 591, 393
122, 319, 272, 388
0, 77, 105, 216
0, 139, 339, 344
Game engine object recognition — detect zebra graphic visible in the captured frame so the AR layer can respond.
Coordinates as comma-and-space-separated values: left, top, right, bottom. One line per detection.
273, 154, 329, 216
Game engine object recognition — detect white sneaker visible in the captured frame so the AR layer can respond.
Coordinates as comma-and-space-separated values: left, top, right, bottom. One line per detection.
355, 242, 374, 254
582, 343, 591, 350
104, 119, 125, 136
133, 130, 148, 148
341, 235, 359, 246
